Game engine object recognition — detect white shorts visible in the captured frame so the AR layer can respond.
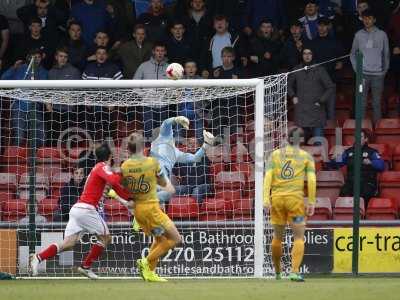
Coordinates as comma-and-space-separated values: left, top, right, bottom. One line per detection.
64, 203, 109, 237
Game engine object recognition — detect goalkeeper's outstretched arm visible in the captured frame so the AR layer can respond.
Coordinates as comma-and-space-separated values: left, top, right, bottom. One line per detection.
176, 130, 215, 164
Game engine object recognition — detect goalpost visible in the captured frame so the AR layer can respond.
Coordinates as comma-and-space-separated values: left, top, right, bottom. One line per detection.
0, 76, 288, 278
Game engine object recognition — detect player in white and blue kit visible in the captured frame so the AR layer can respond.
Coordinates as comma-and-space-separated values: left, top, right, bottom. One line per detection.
150, 116, 215, 203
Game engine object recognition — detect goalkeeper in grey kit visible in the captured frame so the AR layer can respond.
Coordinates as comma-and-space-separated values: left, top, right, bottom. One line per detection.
150, 116, 215, 203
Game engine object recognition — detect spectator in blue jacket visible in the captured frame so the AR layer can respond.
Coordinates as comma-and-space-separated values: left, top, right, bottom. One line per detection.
71, 0, 115, 47
1, 49, 48, 147
136, 0, 170, 43
242, 0, 287, 35
299, 0, 325, 40
165, 20, 193, 66
332, 130, 385, 207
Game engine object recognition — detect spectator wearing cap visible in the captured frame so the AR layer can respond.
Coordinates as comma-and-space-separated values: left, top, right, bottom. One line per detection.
116, 24, 153, 79
248, 19, 281, 77
299, 0, 325, 40
288, 48, 335, 144
242, 0, 287, 35
350, 9, 390, 124
136, 0, 170, 43
280, 20, 309, 70
165, 20, 194, 66
387, 3, 400, 92
16, 17, 55, 69
182, 0, 213, 67
71, 0, 115, 47
306, 17, 344, 120
60, 21, 88, 71
1, 49, 48, 147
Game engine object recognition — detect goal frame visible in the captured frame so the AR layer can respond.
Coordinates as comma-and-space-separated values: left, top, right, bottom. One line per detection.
0, 78, 265, 278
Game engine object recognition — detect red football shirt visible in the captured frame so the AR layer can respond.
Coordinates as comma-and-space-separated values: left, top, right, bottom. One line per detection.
78, 162, 130, 208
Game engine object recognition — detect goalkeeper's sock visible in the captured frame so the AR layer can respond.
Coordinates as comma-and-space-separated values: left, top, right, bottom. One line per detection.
271, 238, 282, 274
37, 243, 59, 261
82, 243, 104, 269
291, 239, 305, 273
147, 238, 175, 271
147, 237, 163, 271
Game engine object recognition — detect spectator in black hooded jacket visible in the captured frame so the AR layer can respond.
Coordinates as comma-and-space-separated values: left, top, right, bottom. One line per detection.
54, 168, 85, 222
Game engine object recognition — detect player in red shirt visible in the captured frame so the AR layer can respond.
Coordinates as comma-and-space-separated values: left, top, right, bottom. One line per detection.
29, 143, 130, 279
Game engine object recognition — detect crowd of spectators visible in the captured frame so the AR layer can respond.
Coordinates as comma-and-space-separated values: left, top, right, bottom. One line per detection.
0, 0, 398, 144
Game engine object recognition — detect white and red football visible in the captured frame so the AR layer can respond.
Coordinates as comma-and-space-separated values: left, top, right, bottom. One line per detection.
166, 63, 184, 80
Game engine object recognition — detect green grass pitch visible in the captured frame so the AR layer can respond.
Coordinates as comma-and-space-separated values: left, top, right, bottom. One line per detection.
0, 278, 398, 300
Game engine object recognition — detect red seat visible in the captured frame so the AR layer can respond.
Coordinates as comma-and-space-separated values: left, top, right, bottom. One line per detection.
392, 144, 400, 171
19, 189, 47, 201
37, 197, 59, 221
37, 147, 62, 163
214, 189, 242, 200
19, 173, 49, 190
167, 196, 199, 220
231, 162, 254, 181
366, 197, 397, 220
230, 143, 251, 162
51, 172, 71, 189
210, 163, 225, 178
231, 198, 253, 220
1, 146, 28, 164
379, 171, 400, 210
368, 144, 392, 169
1, 164, 28, 178
2, 199, 27, 222
214, 171, 245, 190
324, 120, 341, 149
0, 173, 17, 193
104, 199, 130, 222
333, 197, 365, 220
375, 118, 400, 150
200, 197, 233, 221
343, 119, 374, 145
301, 145, 327, 172
308, 197, 332, 220
316, 171, 344, 206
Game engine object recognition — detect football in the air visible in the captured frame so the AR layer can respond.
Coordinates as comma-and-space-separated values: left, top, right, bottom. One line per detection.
166, 63, 184, 80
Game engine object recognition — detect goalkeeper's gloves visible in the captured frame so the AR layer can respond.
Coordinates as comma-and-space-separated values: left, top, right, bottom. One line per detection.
174, 116, 190, 130
201, 130, 215, 150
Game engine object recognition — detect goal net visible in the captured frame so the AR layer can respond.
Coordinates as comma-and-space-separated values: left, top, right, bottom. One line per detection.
0, 75, 288, 278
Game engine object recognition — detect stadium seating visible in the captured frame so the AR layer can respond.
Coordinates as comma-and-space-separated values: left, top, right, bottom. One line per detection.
333, 197, 365, 220
375, 118, 400, 150
19, 173, 49, 191
231, 198, 253, 220
342, 119, 373, 145
104, 198, 130, 222
37, 197, 59, 221
230, 142, 251, 162
308, 197, 332, 220
167, 196, 199, 220
0, 173, 17, 193
392, 144, 400, 171
366, 198, 398, 220
214, 171, 246, 191
210, 162, 225, 178
50, 172, 71, 189
324, 120, 340, 149
37, 147, 62, 164
316, 171, 344, 206
379, 171, 400, 211
1, 146, 28, 164
301, 145, 327, 172
1, 199, 27, 222
200, 197, 233, 221
19, 189, 47, 202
